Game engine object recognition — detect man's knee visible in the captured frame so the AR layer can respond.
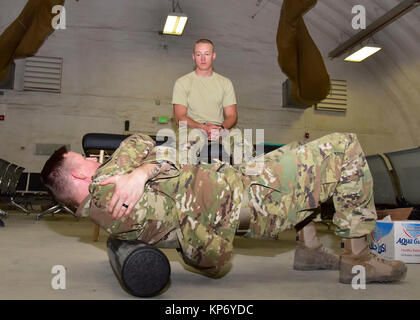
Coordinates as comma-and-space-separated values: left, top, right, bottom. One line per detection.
181, 254, 233, 278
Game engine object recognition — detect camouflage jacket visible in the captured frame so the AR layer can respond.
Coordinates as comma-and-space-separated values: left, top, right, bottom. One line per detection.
76, 133, 244, 275
76, 132, 363, 276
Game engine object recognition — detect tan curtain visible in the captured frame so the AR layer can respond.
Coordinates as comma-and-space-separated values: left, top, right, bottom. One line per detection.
276, 0, 330, 105
0, 0, 65, 82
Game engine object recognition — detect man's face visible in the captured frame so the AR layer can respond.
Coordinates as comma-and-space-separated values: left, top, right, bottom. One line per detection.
192, 42, 216, 72
65, 152, 100, 180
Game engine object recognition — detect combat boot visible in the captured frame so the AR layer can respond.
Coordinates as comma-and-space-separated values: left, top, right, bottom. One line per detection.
293, 222, 340, 270
339, 237, 407, 283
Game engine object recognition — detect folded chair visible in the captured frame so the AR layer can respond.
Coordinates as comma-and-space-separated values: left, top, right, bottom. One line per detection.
366, 154, 400, 209
384, 147, 420, 219
0, 158, 28, 216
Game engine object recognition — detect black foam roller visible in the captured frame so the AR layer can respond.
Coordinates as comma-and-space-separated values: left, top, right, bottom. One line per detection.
107, 236, 171, 297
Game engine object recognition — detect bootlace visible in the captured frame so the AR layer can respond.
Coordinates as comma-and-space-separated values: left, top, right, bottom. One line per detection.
368, 251, 389, 263
318, 245, 334, 253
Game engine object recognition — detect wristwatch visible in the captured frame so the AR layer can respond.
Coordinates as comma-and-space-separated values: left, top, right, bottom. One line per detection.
221, 124, 225, 130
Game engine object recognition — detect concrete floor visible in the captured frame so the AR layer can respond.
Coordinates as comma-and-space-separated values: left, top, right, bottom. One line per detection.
1, 208, 420, 300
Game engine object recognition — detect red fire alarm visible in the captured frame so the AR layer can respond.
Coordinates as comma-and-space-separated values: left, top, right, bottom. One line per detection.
305, 132, 309, 139
0, 115, 4, 121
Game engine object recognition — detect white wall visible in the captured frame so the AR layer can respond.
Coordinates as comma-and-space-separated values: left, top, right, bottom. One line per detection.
0, 0, 418, 171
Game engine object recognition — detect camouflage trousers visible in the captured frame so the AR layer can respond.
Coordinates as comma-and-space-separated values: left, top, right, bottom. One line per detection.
243, 132, 377, 239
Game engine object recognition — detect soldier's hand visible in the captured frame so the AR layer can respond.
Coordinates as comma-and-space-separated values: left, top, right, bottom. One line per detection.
100, 170, 148, 219
205, 124, 222, 141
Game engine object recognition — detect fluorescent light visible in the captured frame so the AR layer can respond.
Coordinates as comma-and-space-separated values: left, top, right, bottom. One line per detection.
163, 13, 188, 35
175, 16, 188, 34
344, 46, 382, 62
163, 16, 177, 34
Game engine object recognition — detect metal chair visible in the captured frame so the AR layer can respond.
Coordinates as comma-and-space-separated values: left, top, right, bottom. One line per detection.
0, 159, 9, 177
0, 160, 28, 215
36, 203, 77, 220
11, 170, 77, 220
366, 154, 400, 209
29, 172, 77, 220
0, 159, 10, 218
0, 163, 15, 195
8, 166, 29, 214
384, 147, 420, 208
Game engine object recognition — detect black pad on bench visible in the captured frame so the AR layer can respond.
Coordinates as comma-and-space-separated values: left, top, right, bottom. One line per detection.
83, 133, 130, 152
107, 236, 171, 297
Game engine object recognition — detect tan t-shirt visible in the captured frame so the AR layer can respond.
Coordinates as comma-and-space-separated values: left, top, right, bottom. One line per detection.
172, 71, 237, 125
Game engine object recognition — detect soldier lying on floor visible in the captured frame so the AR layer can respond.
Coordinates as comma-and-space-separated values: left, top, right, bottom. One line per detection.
40, 132, 407, 284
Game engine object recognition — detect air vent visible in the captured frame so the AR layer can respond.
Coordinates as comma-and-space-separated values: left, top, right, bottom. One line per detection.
24, 56, 63, 93
315, 79, 347, 112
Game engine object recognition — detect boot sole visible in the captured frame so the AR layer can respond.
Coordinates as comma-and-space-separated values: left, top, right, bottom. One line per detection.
294, 262, 339, 271
293, 246, 340, 271
339, 266, 408, 284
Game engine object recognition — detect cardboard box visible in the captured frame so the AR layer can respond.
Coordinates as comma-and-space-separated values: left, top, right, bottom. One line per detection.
376, 208, 413, 221
369, 219, 420, 263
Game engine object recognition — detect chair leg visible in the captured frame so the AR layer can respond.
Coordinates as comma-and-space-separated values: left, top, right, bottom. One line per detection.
61, 205, 78, 220
36, 203, 78, 220
0, 208, 7, 218
10, 197, 31, 214
36, 204, 61, 220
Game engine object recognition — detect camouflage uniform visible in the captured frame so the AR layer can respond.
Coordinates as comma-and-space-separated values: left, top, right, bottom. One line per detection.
240, 132, 376, 239
76, 132, 376, 277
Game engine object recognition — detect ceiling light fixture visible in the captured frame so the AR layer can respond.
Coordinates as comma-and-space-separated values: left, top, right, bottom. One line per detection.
344, 46, 382, 62
329, 0, 420, 61
162, 0, 188, 36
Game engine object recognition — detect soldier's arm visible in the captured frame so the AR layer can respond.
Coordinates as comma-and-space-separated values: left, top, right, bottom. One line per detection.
100, 162, 172, 219
115, 133, 157, 170
173, 104, 206, 130
222, 104, 238, 130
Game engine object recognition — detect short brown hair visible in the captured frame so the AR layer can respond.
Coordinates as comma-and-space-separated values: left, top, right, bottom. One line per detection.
193, 38, 215, 52
40, 146, 76, 207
